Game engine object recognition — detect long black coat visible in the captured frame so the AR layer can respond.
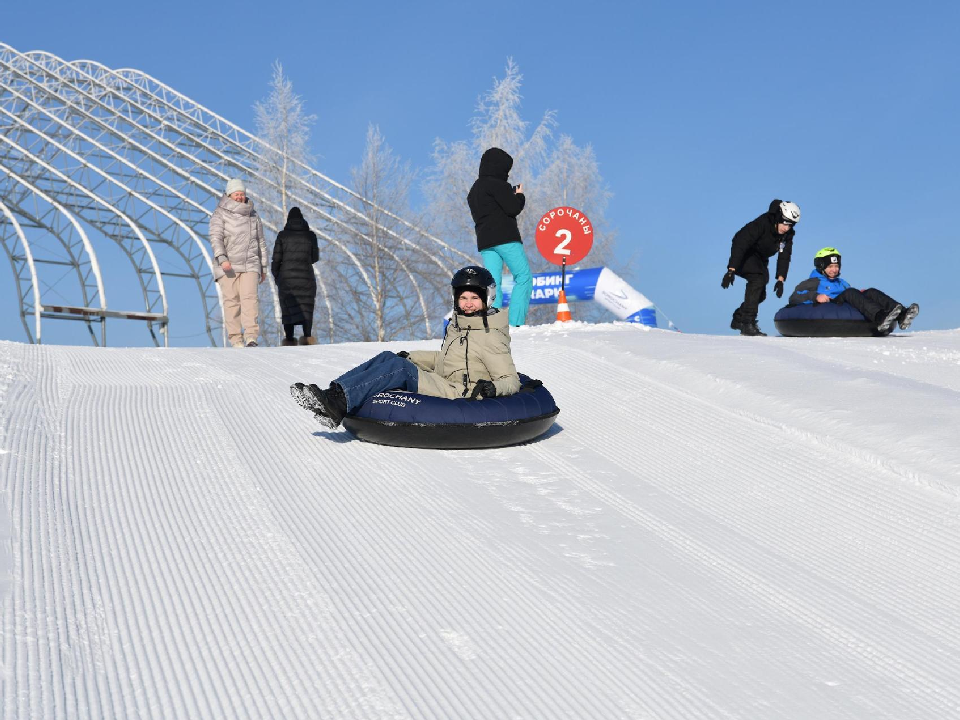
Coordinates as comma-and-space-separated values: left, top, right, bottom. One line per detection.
467, 147, 526, 252
271, 211, 319, 325
727, 199, 795, 280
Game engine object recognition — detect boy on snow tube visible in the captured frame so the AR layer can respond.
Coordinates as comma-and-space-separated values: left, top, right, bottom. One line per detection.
783, 247, 919, 334
290, 266, 521, 429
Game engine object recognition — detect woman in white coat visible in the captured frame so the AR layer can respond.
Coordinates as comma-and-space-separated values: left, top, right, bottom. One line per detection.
209, 178, 268, 347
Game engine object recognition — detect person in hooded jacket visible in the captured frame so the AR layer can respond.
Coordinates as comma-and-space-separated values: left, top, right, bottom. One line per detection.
272, 207, 320, 346
467, 147, 533, 327
788, 247, 920, 333
209, 178, 268, 347
290, 266, 521, 429
721, 199, 801, 336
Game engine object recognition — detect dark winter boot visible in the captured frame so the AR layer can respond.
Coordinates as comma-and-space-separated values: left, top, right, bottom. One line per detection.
876, 304, 903, 334
281, 338, 298, 347
298, 336, 318, 346
319, 383, 348, 427
290, 382, 339, 429
898, 303, 920, 331
740, 322, 767, 337
730, 309, 743, 331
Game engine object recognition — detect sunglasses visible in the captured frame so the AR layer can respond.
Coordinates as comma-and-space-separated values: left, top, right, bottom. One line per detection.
779, 220, 795, 227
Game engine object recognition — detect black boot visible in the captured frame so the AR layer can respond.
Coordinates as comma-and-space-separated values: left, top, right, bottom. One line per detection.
316, 382, 348, 428
730, 309, 743, 331
876, 304, 903, 334
898, 303, 919, 330
290, 382, 337, 428
740, 322, 767, 337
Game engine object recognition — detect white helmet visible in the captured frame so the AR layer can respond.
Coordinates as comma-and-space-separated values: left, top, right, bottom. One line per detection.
779, 201, 801, 223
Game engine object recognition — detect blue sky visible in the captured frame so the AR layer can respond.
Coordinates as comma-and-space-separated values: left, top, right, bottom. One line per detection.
2, 0, 958, 344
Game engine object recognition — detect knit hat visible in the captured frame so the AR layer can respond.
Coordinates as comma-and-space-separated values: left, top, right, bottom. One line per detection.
225, 178, 246, 195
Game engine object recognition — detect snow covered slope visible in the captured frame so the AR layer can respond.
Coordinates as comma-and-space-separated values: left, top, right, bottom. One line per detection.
1, 324, 959, 719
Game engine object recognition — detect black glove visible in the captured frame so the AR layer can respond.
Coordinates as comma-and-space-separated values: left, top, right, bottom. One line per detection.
396, 351, 409, 358
469, 379, 496, 400
774, 280, 784, 298
721, 270, 735, 289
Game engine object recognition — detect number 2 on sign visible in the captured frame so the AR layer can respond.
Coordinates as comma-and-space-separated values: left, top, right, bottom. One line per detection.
554, 229, 572, 256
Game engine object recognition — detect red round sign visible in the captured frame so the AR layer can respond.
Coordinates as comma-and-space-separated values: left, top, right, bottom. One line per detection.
534, 206, 594, 266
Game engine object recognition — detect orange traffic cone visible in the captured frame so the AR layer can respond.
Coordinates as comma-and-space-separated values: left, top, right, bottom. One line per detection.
556, 289, 572, 322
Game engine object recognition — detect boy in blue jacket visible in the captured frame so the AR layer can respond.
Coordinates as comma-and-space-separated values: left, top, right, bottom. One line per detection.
788, 247, 919, 332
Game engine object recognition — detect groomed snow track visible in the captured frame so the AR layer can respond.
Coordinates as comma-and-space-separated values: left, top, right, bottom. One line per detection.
2, 324, 960, 719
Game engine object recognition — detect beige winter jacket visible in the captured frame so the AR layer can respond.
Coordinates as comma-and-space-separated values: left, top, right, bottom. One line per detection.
408, 309, 521, 399
209, 195, 268, 280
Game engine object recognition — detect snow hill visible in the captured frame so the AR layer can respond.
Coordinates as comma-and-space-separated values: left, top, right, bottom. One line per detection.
2, 323, 960, 720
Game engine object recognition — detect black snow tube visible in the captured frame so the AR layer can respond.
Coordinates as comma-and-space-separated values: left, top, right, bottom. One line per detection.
774, 303, 891, 337
341, 375, 559, 449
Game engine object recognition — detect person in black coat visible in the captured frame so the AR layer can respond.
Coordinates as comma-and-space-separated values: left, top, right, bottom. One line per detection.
721, 199, 801, 336
271, 207, 319, 345
467, 147, 533, 327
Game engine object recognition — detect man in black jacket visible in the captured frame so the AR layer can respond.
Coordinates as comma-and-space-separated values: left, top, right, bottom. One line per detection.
467, 147, 532, 327
721, 199, 800, 336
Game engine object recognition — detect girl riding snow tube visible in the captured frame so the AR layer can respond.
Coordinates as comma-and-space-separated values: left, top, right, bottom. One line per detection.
290, 266, 559, 447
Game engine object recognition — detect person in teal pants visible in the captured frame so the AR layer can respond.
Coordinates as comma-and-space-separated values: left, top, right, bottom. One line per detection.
480, 243, 532, 326
467, 147, 533, 327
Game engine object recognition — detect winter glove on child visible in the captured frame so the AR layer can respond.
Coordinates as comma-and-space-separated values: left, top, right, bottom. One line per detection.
721, 270, 735, 289
774, 280, 784, 298
395, 351, 409, 358
470, 379, 497, 400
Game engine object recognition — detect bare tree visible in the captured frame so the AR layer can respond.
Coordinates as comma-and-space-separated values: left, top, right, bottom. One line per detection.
333, 125, 447, 342
252, 61, 316, 229
423, 59, 618, 324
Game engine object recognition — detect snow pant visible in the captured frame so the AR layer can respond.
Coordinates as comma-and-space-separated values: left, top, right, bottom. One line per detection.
481, 242, 532, 327
218, 271, 260, 346
334, 351, 420, 413
733, 269, 769, 325
284, 319, 313, 340
835, 287, 900, 324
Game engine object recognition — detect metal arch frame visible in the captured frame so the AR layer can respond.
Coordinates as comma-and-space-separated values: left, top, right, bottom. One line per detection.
0, 165, 105, 343
4, 50, 395, 339
62, 58, 440, 336
0, 105, 211, 345
60, 55, 439, 328
0, 58, 232, 342
0, 42, 461, 343
0, 200, 42, 342
95, 61, 473, 266
36, 52, 436, 338
0, 133, 170, 345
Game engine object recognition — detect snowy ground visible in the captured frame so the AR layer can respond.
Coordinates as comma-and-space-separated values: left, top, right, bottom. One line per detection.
1, 323, 959, 719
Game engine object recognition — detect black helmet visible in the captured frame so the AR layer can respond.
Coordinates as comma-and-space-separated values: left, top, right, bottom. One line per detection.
451, 266, 496, 309
813, 247, 841, 274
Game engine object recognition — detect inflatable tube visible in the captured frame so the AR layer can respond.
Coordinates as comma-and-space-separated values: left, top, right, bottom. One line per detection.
341, 375, 560, 449
774, 303, 891, 337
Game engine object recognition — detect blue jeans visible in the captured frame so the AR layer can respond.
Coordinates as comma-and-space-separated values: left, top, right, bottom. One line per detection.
481, 242, 532, 327
335, 351, 419, 412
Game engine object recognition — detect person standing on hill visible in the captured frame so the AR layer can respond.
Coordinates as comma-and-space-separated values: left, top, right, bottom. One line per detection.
209, 178, 268, 347
272, 207, 319, 346
467, 147, 533, 327
721, 199, 801, 336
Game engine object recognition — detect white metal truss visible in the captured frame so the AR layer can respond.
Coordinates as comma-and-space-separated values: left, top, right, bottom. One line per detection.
0, 199, 42, 342
1, 42, 469, 345
0, 164, 104, 344
0, 132, 170, 344
61, 54, 442, 337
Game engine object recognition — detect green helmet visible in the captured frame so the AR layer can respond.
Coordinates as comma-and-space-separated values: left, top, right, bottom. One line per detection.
814, 247, 841, 274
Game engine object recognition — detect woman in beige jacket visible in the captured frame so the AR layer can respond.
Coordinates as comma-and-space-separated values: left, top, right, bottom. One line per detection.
291, 266, 521, 428
209, 178, 268, 347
